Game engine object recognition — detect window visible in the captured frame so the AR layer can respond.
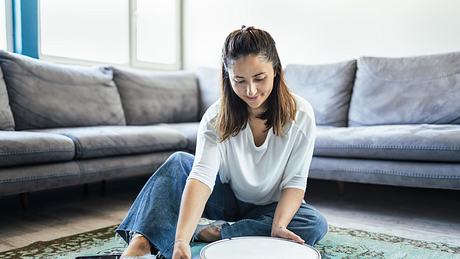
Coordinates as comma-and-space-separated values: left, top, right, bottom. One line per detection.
39, 0, 182, 69
133, 0, 181, 69
39, 0, 129, 64
0, 0, 8, 50
0, 0, 5, 50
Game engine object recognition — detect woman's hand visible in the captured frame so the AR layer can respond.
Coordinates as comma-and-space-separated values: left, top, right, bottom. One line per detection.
172, 240, 191, 259
271, 226, 305, 244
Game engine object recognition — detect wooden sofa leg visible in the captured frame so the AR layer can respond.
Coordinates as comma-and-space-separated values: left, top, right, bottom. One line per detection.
337, 181, 345, 195
20, 192, 29, 209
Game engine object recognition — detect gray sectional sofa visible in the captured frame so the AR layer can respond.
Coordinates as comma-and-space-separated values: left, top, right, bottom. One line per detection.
0, 51, 197, 198
285, 53, 460, 190
1, 50, 459, 201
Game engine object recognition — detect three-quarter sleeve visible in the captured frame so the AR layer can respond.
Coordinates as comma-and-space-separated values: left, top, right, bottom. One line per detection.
187, 110, 221, 192
280, 115, 316, 191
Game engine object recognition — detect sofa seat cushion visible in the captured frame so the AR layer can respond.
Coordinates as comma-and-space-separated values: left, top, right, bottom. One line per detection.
0, 50, 126, 130
158, 122, 199, 152
0, 131, 75, 168
315, 124, 460, 162
29, 125, 188, 159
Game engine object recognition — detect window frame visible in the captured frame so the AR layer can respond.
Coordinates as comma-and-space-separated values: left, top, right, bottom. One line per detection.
37, 0, 183, 70
1, 0, 13, 51
130, 0, 183, 70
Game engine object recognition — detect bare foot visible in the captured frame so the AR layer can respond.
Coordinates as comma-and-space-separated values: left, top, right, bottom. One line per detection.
197, 225, 222, 242
122, 234, 152, 257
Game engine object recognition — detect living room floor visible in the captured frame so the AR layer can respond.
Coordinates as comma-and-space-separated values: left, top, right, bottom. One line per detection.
0, 176, 459, 252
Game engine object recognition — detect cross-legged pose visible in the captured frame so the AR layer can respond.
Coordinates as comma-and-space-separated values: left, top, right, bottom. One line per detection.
116, 26, 328, 259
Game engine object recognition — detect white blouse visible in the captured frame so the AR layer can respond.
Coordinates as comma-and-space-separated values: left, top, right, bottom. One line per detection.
187, 94, 316, 205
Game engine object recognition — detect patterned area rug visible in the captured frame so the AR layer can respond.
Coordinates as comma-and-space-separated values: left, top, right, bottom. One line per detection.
1, 225, 459, 259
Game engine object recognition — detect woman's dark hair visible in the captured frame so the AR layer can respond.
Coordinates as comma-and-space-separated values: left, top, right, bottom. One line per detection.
216, 26, 297, 141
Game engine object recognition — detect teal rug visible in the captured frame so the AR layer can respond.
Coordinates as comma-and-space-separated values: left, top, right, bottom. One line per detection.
1, 225, 459, 259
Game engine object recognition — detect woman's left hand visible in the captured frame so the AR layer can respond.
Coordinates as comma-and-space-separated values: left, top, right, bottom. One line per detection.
271, 225, 305, 244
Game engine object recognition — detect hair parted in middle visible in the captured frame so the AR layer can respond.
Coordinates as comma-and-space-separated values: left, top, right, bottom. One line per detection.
215, 26, 297, 142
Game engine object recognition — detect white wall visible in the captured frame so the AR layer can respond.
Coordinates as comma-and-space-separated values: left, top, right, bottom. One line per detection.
183, 0, 460, 69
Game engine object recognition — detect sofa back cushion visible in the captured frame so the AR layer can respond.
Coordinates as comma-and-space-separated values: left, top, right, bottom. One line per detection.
0, 50, 126, 130
0, 66, 15, 130
349, 52, 460, 126
284, 60, 356, 126
112, 67, 199, 125
196, 67, 220, 117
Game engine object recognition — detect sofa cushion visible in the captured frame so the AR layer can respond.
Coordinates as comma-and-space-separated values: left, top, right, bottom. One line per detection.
30, 125, 188, 159
0, 131, 75, 168
0, 50, 126, 130
315, 125, 460, 162
158, 122, 199, 152
0, 67, 14, 130
112, 67, 199, 125
196, 67, 220, 117
349, 52, 460, 126
284, 60, 356, 126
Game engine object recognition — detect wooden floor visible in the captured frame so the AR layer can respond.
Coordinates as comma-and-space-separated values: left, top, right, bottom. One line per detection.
1, 177, 459, 252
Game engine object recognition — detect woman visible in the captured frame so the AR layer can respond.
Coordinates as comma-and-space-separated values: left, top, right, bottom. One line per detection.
117, 26, 328, 259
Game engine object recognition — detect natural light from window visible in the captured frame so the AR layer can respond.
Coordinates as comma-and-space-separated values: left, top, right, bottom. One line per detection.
0, 0, 7, 50
39, 0, 129, 64
136, 0, 177, 65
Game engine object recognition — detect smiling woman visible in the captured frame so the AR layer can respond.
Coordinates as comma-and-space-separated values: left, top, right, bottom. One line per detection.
228, 55, 275, 116
115, 26, 327, 259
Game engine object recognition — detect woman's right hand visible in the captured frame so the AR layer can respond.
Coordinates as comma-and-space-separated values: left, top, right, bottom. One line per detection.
172, 240, 191, 259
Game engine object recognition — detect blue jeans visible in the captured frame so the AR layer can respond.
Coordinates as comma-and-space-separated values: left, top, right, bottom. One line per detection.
116, 151, 328, 259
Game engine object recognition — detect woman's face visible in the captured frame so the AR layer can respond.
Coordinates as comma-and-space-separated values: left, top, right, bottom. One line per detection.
228, 54, 275, 115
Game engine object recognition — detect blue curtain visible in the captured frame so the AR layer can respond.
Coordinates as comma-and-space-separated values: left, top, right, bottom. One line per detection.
13, 0, 38, 58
